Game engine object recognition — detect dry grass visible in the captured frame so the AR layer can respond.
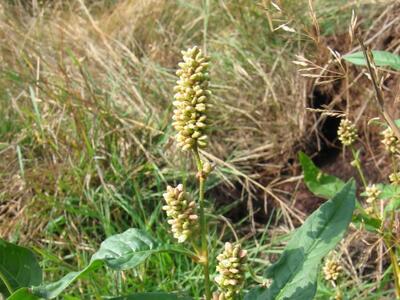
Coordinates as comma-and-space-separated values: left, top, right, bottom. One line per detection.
0, 0, 312, 238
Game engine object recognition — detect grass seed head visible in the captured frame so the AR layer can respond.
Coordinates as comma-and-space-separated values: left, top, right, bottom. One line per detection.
338, 119, 357, 147
173, 46, 211, 151
215, 242, 247, 300
162, 184, 199, 243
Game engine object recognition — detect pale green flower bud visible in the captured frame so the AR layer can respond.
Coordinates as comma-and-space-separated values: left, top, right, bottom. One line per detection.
173, 46, 211, 151
338, 119, 357, 146
382, 127, 400, 154
212, 292, 226, 300
202, 162, 214, 176
215, 242, 247, 300
365, 184, 381, 204
323, 258, 342, 282
364, 206, 375, 215
334, 290, 344, 300
389, 172, 400, 186
162, 184, 198, 243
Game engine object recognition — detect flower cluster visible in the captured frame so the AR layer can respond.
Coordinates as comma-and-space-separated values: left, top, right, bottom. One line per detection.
365, 207, 375, 215
389, 172, 400, 186
215, 242, 247, 300
334, 290, 343, 300
162, 184, 198, 243
381, 127, 400, 154
338, 119, 358, 146
365, 184, 381, 204
212, 293, 226, 300
323, 258, 342, 282
172, 46, 211, 151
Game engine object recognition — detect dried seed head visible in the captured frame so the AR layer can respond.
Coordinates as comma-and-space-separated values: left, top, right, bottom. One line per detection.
381, 127, 400, 154
173, 46, 211, 151
215, 242, 247, 300
162, 184, 198, 243
323, 258, 342, 282
365, 184, 381, 204
389, 172, 400, 186
337, 119, 357, 146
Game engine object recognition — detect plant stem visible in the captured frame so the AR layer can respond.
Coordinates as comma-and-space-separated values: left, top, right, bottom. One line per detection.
193, 148, 212, 300
384, 236, 400, 298
388, 156, 400, 297
350, 147, 367, 188
358, 37, 400, 141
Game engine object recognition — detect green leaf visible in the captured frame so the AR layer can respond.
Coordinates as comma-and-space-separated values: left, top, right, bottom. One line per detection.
380, 184, 400, 214
379, 184, 400, 200
32, 229, 164, 299
106, 293, 192, 300
299, 153, 380, 231
351, 213, 381, 232
299, 152, 345, 199
7, 288, 40, 300
0, 239, 42, 297
386, 197, 400, 213
358, 183, 400, 214
245, 180, 356, 300
343, 50, 400, 71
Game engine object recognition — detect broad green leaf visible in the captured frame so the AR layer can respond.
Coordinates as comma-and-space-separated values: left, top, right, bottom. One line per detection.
107, 293, 192, 300
343, 50, 400, 71
299, 152, 380, 231
352, 213, 381, 232
369, 119, 400, 128
7, 288, 40, 300
245, 180, 356, 300
32, 229, 165, 299
379, 184, 400, 200
380, 184, 400, 214
0, 240, 42, 297
386, 198, 400, 213
299, 152, 345, 199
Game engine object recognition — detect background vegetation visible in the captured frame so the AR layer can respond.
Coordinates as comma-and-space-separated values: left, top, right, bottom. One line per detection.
1, 0, 399, 299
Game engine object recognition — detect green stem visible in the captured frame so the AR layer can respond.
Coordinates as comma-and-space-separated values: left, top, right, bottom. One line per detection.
0, 270, 14, 295
350, 147, 367, 188
248, 265, 268, 285
391, 155, 398, 174
384, 236, 400, 298
193, 148, 212, 300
